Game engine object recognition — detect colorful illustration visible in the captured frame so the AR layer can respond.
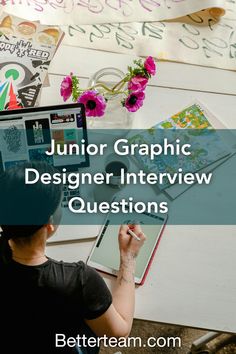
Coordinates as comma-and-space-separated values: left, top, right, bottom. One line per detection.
25, 118, 51, 145
129, 104, 230, 190
0, 13, 64, 111
50, 113, 75, 125
156, 104, 212, 130
0, 65, 25, 110
0, 33, 54, 110
0, 14, 63, 45
29, 147, 53, 164
52, 128, 78, 155
1, 124, 27, 159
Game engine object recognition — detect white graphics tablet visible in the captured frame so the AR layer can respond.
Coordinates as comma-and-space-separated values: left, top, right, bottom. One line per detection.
87, 212, 167, 285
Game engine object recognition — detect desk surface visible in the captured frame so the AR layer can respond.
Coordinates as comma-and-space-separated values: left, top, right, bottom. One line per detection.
44, 45, 236, 334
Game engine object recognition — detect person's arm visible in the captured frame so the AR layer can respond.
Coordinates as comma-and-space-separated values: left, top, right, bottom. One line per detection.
85, 224, 146, 338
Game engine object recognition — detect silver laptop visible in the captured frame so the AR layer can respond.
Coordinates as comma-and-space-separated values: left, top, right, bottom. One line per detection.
0, 103, 100, 242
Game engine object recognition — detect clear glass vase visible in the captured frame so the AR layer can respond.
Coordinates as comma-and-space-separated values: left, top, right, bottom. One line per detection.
86, 67, 133, 131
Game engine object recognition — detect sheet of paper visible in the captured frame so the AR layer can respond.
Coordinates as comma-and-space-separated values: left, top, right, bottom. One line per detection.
0, 13, 65, 109
61, 0, 236, 70
163, 100, 236, 199
0, 12, 64, 45
0, 0, 226, 25
127, 101, 232, 197
0, 33, 55, 109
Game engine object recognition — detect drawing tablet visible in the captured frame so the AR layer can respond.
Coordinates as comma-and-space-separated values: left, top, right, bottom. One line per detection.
87, 212, 167, 285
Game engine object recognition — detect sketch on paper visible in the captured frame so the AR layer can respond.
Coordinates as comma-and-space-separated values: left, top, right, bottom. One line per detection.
62, 1, 236, 70
0, 0, 227, 25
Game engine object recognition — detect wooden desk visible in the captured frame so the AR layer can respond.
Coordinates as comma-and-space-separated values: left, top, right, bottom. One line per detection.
44, 45, 236, 334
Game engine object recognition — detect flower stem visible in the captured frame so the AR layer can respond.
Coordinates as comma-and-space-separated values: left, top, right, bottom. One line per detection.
87, 82, 126, 95
87, 83, 115, 93
111, 78, 126, 91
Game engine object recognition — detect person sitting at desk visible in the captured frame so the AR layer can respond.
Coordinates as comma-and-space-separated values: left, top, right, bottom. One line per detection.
0, 161, 146, 354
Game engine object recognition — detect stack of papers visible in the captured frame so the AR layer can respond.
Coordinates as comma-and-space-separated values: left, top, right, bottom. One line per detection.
0, 13, 64, 110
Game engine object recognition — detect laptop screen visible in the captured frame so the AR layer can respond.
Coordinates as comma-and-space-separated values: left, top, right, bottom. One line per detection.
0, 103, 89, 172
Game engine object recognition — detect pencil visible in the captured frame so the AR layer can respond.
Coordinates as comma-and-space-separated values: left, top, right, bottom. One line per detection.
128, 228, 141, 241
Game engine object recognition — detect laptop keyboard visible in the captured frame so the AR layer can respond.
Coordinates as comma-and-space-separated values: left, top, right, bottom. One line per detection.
62, 185, 81, 208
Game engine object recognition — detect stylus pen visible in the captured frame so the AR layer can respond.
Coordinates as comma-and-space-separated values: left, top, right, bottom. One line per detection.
128, 228, 141, 241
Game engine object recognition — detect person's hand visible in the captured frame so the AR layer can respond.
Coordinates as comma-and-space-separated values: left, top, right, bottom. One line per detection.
118, 224, 146, 259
